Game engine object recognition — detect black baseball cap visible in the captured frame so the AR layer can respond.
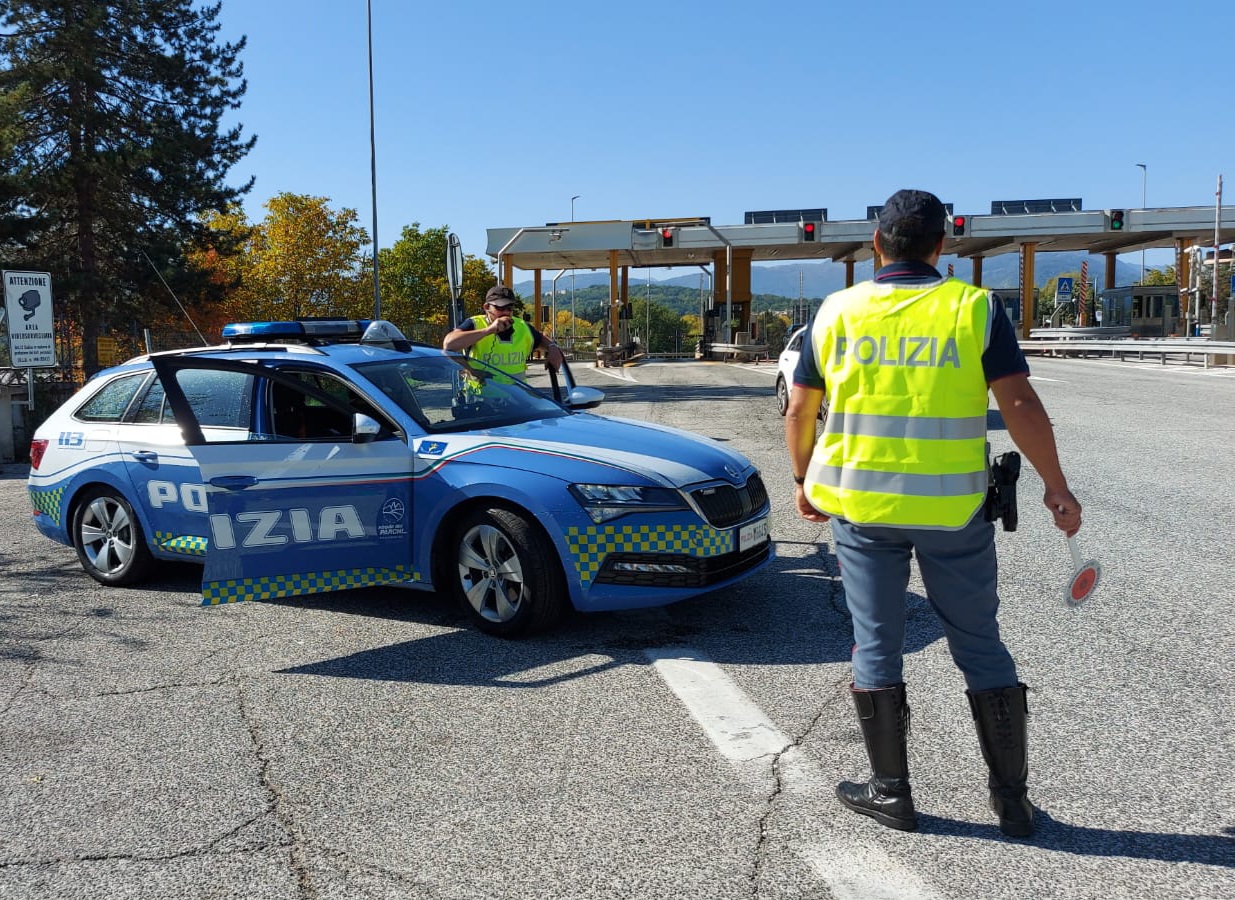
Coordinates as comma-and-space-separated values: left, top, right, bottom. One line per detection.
485, 285, 516, 307
877, 189, 947, 238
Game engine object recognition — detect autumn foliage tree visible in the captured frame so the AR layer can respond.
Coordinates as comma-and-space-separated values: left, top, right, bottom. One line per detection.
189, 194, 371, 322
0, 0, 254, 374
376, 224, 493, 332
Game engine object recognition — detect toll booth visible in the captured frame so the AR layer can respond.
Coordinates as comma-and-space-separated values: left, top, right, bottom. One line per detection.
989, 288, 1033, 332
1098, 286, 1181, 337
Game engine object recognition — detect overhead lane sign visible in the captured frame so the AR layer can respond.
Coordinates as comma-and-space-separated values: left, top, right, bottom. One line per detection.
4, 270, 56, 368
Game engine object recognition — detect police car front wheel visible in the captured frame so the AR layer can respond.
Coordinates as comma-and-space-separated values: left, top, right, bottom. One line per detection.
451, 507, 566, 638
72, 487, 154, 586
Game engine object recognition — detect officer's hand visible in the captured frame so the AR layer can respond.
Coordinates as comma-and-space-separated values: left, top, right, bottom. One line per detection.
1043, 487, 1081, 537
795, 485, 830, 523
490, 316, 513, 334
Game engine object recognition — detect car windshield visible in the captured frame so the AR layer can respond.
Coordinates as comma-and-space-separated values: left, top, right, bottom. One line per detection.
353, 354, 569, 433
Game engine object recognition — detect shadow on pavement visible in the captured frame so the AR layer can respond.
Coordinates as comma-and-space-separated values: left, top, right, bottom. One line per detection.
917, 810, 1235, 868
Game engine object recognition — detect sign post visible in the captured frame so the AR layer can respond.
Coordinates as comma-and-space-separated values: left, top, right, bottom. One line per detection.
3, 270, 56, 369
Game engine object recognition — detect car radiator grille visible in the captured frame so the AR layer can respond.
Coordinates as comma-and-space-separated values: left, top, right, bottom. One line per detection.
593, 541, 772, 588
690, 473, 768, 528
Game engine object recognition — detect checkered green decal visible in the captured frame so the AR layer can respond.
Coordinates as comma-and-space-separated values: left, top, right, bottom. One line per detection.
565, 523, 733, 585
201, 564, 421, 605
154, 532, 208, 557
29, 486, 65, 526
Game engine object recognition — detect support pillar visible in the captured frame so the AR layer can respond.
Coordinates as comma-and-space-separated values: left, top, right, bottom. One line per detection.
1176, 238, 1194, 334
844, 259, 855, 288
972, 256, 984, 287
1020, 243, 1036, 340
533, 270, 543, 334
731, 248, 754, 336
1104, 253, 1117, 293
608, 250, 620, 354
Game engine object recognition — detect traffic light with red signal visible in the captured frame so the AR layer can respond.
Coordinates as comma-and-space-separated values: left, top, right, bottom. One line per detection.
947, 215, 967, 237
801, 221, 817, 242
659, 227, 675, 248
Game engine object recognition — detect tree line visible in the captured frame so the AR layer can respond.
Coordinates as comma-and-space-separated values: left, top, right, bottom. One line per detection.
2, 1, 859, 376
0, 1, 501, 375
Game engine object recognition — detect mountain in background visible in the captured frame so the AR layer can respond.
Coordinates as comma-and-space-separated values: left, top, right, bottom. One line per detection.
516, 252, 1144, 299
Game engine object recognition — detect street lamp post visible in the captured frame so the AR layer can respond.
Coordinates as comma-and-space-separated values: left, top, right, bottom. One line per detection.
367, 0, 381, 318
1136, 163, 1147, 285
570, 195, 580, 341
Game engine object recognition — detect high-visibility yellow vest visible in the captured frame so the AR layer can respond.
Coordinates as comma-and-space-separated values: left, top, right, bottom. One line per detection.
466, 315, 535, 380
804, 277, 992, 529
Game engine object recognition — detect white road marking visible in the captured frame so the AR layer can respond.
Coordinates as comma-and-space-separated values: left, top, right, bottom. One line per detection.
732, 363, 779, 376
644, 649, 792, 764
1078, 359, 1235, 377
1028, 375, 1068, 383
646, 647, 946, 900
591, 366, 637, 382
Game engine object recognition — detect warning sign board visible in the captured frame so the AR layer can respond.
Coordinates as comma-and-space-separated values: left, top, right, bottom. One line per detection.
96, 336, 119, 367
3, 270, 56, 368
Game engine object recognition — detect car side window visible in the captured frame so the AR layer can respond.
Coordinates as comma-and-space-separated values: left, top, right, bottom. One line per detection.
157, 369, 255, 440
131, 379, 175, 424
74, 372, 149, 422
268, 370, 391, 441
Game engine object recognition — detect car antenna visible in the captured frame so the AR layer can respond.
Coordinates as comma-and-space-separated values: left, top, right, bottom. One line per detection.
140, 249, 208, 347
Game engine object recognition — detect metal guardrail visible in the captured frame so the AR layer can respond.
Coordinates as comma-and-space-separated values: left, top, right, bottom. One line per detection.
1018, 337, 1235, 368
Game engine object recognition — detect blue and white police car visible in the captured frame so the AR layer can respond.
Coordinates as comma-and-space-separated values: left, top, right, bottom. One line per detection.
27, 320, 772, 636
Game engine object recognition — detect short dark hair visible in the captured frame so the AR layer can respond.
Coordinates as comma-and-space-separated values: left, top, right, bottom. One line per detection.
876, 189, 947, 262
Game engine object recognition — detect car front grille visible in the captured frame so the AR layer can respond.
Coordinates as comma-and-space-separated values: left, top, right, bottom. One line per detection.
592, 541, 772, 588
690, 473, 768, 528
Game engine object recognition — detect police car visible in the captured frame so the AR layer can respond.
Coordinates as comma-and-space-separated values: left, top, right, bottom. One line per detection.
27, 320, 772, 637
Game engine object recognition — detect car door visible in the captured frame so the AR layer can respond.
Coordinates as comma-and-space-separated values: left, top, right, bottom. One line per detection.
116, 368, 253, 559
152, 356, 416, 606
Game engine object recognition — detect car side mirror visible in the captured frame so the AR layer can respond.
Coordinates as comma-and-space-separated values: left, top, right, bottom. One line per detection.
352, 413, 382, 443
566, 386, 604, 410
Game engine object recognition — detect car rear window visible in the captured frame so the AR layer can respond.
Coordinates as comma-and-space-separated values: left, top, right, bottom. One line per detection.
74, 372, 148, 422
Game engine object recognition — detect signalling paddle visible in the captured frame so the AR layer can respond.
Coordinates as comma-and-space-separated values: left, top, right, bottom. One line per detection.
1064, 534, 1101, 607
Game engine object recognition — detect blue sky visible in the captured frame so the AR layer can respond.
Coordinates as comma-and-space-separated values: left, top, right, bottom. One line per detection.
216, 0, 1228, 273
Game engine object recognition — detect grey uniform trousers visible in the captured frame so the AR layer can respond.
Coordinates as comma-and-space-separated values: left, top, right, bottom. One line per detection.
829, 513, 1018, 692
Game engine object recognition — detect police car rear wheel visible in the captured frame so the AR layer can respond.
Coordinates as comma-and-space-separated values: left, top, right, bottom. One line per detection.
452, 508, 565, 638
72, 487, 154, 586
776, 376, 790, 416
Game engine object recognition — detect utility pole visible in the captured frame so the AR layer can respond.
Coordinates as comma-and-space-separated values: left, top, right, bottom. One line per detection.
1136, 163, 1147, 285
1210, 174, 1220, 328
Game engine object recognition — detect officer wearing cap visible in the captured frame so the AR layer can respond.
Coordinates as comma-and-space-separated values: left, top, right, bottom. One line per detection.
784, 189, 1082, 838
442, 284, 563, 379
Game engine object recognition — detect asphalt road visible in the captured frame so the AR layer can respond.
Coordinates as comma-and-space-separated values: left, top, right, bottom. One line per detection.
1, 355, 1232, 899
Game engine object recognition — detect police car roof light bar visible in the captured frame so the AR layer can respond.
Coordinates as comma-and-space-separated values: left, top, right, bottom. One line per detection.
222, 319, 369, 342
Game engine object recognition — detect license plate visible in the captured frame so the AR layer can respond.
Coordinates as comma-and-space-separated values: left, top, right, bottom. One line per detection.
738, 517, 769, 552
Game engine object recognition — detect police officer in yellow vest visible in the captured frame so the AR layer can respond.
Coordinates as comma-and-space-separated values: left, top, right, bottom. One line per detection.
785, 189, 1082, 838
442, 284, 564, 380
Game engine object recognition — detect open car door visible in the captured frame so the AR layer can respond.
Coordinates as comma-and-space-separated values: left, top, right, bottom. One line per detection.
152, 357, 416, 606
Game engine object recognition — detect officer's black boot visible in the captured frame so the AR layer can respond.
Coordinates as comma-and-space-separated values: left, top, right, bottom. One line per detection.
836, 683, 917, 831
967, 682, 1034, 838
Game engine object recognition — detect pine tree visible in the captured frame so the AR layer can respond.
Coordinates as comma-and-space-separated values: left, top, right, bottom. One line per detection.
0, 0, 254, 373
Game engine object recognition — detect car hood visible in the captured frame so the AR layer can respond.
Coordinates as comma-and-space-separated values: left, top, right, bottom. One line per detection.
414, 412, 755, 489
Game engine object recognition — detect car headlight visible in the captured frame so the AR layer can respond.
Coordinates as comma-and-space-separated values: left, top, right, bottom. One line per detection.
568, 483, 688, 524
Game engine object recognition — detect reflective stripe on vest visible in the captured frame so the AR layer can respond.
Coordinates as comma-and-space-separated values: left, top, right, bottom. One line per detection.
804, 277, 992, 529
467, 315, 534, 379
